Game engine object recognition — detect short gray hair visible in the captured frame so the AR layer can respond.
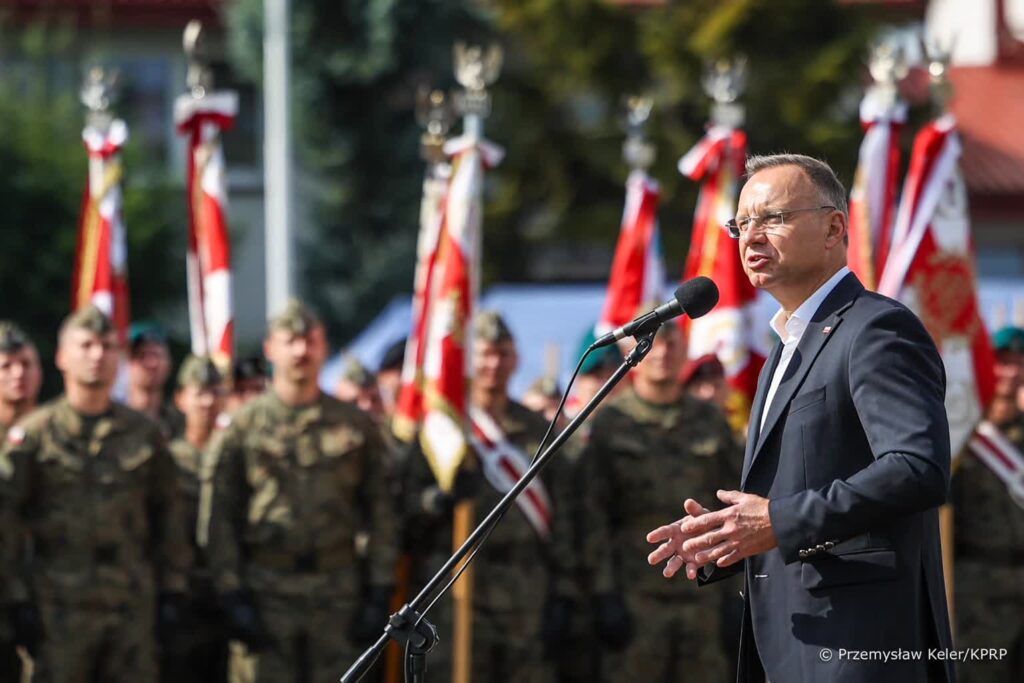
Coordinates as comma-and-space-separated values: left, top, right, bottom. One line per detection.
745, 153, 848, 218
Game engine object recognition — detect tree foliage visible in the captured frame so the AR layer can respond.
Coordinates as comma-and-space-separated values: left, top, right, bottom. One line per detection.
227, 0, 885, 344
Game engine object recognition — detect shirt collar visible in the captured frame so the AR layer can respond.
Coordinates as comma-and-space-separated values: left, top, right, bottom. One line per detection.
769, 266, 851, 343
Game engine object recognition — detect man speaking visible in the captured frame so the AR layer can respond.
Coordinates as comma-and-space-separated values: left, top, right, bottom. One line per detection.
647, 154, 954, 682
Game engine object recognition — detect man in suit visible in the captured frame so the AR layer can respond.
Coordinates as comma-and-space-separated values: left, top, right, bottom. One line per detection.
646, 154, 954, 682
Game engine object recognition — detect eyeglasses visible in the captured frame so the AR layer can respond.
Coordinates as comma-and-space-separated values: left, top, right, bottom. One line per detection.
724, 205, 836, 239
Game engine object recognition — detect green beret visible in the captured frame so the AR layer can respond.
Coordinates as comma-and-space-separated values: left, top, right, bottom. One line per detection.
268, 299, 321, 336
62, 306, 115, 337
177, 355, 223, 389
341, 357, 375, 388
993, 326, 1024, 353
474, 310, 513, 343
129, 320, 168, 351
0, 321, 30, 354
577, 326, 621, 375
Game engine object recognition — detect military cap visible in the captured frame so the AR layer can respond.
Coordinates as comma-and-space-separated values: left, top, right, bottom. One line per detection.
680, 353, 725, 387
527, 375, 561, 399
993, 326, 1024, 353
341, 357, 375, 388
576, 326, 621, 376
0, 321, 30, 354
268, 299, 321, 336
474, 310, 514, 343
129, 320, 168, 352
177, 354, 223, 389
233, 355, 268, 383
62, 305, 115, 337
378, 338, 407, 373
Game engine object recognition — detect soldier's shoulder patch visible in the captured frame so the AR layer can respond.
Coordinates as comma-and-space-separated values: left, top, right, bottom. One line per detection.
6, 426, 25, 446
690, 437, 720, 457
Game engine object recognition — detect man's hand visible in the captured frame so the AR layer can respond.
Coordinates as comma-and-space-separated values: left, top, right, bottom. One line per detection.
679, 490, 777, 568
646, 499, 709, 580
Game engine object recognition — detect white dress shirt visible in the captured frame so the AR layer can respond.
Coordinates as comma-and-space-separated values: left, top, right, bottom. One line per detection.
759, 266, 851, 434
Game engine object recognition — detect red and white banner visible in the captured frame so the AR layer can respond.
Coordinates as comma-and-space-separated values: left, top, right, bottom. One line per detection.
176, 93, 237, 363
878, 114, 995, 456
74, 120, 131, 343
393, 170, 450, 443
469, 406, 552, 539
597, 171, 665, 333
679, 125, 764, 427
419, 134, 503, 491
968, 421, 1024, 508
847, 89, 906, 290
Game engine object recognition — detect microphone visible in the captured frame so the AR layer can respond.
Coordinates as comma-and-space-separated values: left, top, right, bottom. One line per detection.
591, 277, 720, 350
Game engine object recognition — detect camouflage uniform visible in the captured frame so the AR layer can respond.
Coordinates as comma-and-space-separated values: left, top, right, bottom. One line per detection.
201, 390, 399, 682
0, 419, 24, 681
402, 401, 557, 683
0, 397, 191, 683
952, 415, 1024, 682
580, 387, 741, 682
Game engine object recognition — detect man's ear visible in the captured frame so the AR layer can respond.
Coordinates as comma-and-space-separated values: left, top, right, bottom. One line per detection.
826, 210, 848, 249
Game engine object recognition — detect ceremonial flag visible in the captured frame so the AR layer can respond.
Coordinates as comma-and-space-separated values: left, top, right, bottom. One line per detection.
74, 119, 130, 342
847, 88, 906, 290
393, 170, 450, 443
175, 92, 237, 363
878, 114, 995, 456
419, 134, 503, 492
597, 171, 665, 332
679, 125, 764, 427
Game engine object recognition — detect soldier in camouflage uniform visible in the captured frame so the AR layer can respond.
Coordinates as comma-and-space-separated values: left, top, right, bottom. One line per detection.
0, 322, 43, 681
952, 326, 1024, 682
0, 306, 192, 682
578, 322, 740, 682
161, 355, 230, 682
127, 322, 185, 439
334, 357, 385, 423
401, 311, 558, 682
201, 300, 399, 682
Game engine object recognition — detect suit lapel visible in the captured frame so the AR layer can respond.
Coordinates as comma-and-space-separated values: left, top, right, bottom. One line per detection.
741, 341, 781, 486
743, 273, 864, 485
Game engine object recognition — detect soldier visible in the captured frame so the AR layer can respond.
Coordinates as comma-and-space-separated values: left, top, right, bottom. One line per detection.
200, 300, 398, 682
161, 355, 230, 682
522, 375, 563, 425
335, 357, 385, 422
402, 311, 558, 682
577, 321, 740, 682
376, 338, 406, 422
0, 322, 43, 681
0, 306, 191, 682
227, 355, 267, 414
952, 326, 1024, 682
127, 321, 185, 438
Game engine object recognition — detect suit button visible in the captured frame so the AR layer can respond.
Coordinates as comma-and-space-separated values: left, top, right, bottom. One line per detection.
798, 550, 808, 559
815, 544, 825, 552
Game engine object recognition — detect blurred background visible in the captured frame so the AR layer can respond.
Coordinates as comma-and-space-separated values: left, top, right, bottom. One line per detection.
1, 0, 1022, 397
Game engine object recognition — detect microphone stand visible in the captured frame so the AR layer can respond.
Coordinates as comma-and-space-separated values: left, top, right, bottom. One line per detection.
340, 331, 658, 683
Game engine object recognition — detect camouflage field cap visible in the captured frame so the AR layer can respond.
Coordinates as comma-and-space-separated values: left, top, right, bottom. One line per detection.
268, 299, 322, 336
474, 310, 513, 343
0, 321, 30, 353
527, 375, 561, 398
177, 355, 223, 389
993, 326, 1024, 353
62, 305, 116, 337
341, 357, 375, 388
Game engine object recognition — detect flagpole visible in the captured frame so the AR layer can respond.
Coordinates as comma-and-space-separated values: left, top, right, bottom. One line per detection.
263, 0, 293, 316
449, 42, 502, 683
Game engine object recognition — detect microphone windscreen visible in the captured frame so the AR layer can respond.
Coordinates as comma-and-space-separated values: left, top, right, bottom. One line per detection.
674, 277, 719, 319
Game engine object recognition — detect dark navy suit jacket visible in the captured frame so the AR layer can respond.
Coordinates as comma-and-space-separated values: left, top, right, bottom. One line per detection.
700, 273, 955, 683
